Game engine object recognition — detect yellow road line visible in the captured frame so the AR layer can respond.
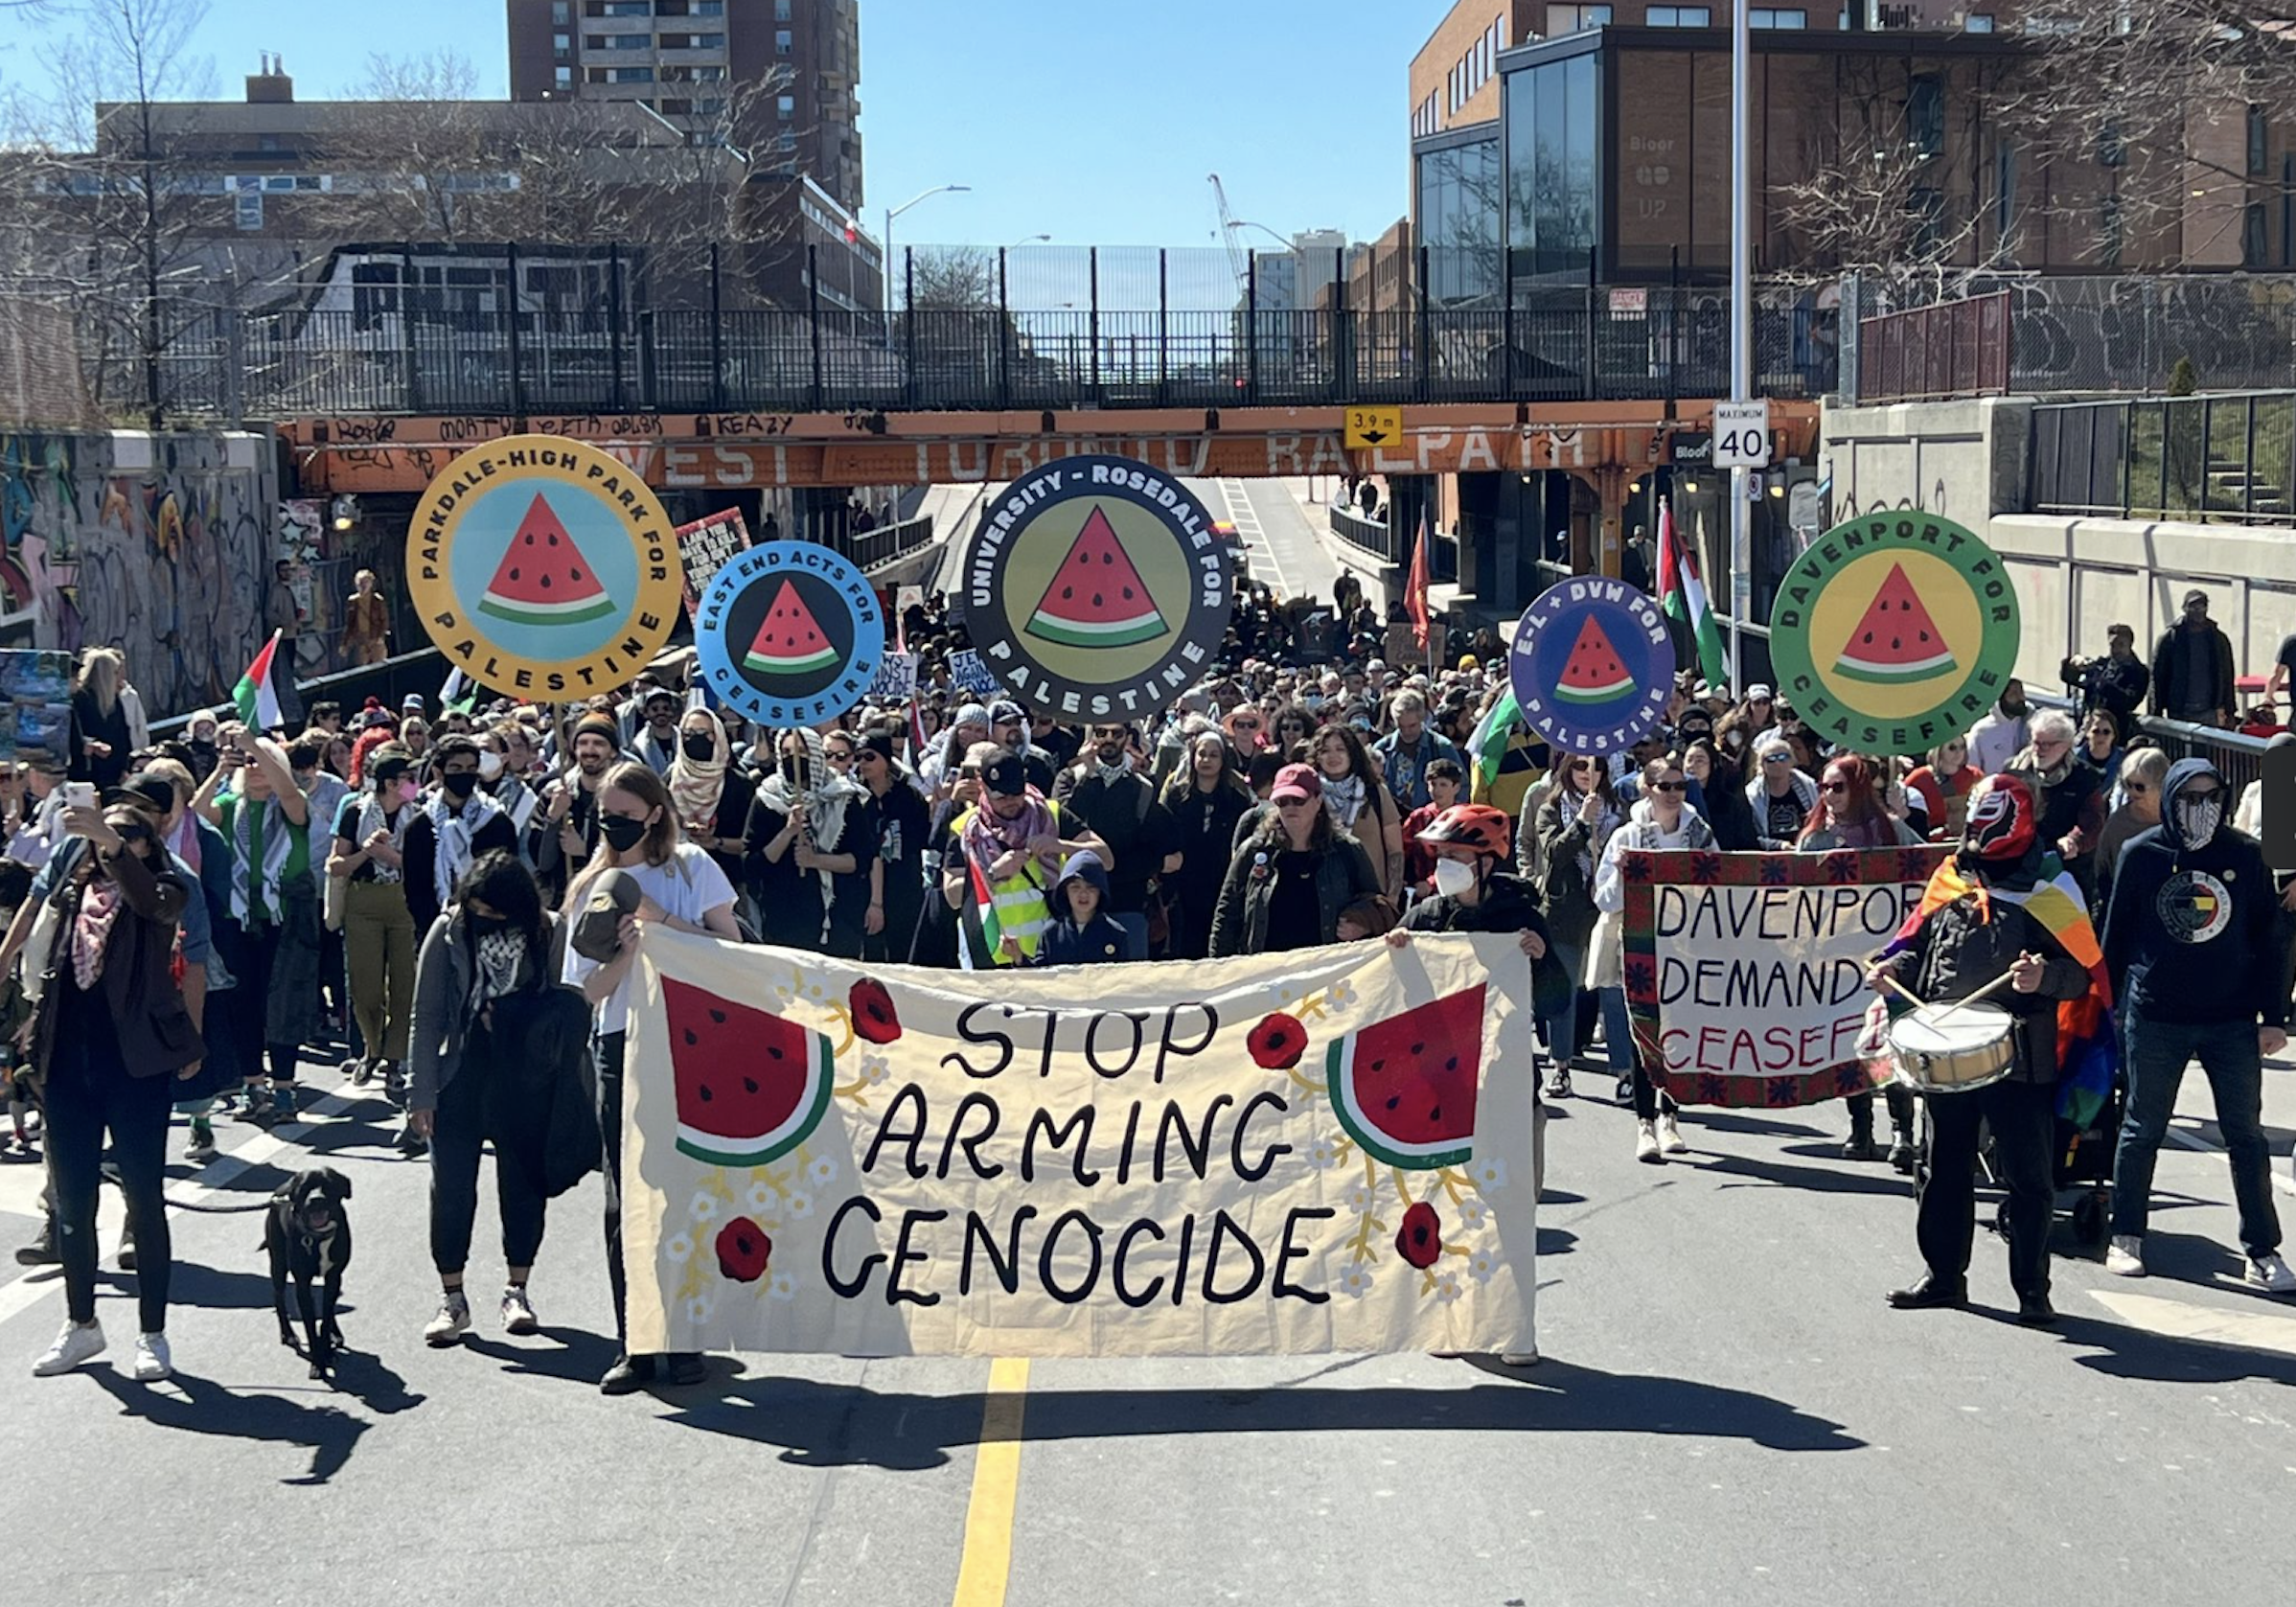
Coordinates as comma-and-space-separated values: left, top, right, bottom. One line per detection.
951, 1356, 1032, 1607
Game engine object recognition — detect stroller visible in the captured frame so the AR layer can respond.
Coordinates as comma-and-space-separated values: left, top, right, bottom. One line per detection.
1982, 1076, 2121, 1251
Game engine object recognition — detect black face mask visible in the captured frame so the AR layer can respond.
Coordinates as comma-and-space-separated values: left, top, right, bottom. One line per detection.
682, 734, 716, 762
780, 755, 804, 787
466, 911, 509, 936
598, 814, 648, 854
440, 771, 479, 800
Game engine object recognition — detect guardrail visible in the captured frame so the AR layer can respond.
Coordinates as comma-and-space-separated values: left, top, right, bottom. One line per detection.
1329, 505, 1401, 564
848, 512, 935, 575
2030, 390, 2296, 525
1858, 292, 2009, 403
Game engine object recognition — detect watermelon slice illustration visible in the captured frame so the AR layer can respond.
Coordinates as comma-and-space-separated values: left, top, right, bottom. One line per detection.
1024, 505, 1168, 649
1833, 562, 1957, 684
1325, 983, 1484, 1170
475, 494, 617, 628
743, 579, 839, 677
665, 977, 836, 1169
1552, 616, 1635, 707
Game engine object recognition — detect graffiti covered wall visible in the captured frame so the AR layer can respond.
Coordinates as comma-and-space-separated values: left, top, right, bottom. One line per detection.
0, 430, 279, 721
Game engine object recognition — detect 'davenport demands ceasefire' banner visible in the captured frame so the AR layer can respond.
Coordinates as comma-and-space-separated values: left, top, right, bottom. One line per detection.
617, 931, 1538, 1358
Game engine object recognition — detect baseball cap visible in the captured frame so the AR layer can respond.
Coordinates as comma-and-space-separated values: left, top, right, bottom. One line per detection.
982, 752, 1028, 796
642, 685, 679, 707
401, 692, 425, 711
1270, 763, 1322, 803
1746, 683, 1774, 701
988, 700, 1025, 726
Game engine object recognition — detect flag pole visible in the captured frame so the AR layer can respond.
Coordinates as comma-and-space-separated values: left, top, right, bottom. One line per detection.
1727, 0, 1751, 696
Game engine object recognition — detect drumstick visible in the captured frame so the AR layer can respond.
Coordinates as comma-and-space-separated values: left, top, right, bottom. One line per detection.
1876, 972, 1926, 1009
1927, 969, 2018, 1026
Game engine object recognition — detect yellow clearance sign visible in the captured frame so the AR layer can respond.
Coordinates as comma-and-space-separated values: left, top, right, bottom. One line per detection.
406, 434, 684, 698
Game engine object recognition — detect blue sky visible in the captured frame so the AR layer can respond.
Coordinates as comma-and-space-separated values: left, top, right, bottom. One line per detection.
3, 0, 1444, 247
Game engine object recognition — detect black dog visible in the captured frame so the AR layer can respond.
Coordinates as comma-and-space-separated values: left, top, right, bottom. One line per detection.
264, 1167, 354, 1379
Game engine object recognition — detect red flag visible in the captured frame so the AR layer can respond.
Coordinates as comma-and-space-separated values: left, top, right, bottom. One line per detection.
1407, 503, 1433, 653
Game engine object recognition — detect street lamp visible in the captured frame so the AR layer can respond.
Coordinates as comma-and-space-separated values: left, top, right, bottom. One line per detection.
1228, 219, 1292, 250
1006, 233, 1051, 249
884, 183, 972, 310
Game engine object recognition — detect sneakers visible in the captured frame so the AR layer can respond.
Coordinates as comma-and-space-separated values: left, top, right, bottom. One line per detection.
1634, 1119, 1663, 1164
1498, 1348, 1540, 1366
1542, 1064, 1572, 1100
1614, 1073, 1635, 1107
132, 1332, 172, 1381
424, 1290, 472, 1347
2245, 1252, 2296, 1294
382, 1063, 408, 1111
1887, 1133, 1917, 1175
14, 1217, 57, 1267
116, 1227, 137, 1272
2104, 1235, 2147, 1277
501, 1286, 540, 1335
185, 1118, 217, 1163
234, 1085, 271, 1125
268, 1085, 298, 1126
1656, 1112, 1688, 1155
344, 1057, 376, 1087
33, 1319, 104, 1376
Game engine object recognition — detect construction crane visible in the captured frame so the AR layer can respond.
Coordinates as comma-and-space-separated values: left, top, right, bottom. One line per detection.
1206, 172, 1249, 287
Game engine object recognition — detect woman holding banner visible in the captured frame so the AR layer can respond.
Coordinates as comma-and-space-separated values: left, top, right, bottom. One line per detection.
1868, 773, 2089, 1325
1799, 754, 1926, 1163
1594, 753, 1711, 1163
1532, 755, 1621, 1102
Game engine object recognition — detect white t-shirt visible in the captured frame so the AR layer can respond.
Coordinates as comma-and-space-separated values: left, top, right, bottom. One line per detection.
561, 843, 738, 1034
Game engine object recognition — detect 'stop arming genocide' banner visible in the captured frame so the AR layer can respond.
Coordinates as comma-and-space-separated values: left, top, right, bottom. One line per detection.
1622, 847, 1949, 1107
620, 931, 1537, 1357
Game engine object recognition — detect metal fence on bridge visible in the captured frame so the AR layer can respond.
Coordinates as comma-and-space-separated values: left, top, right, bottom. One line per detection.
141, 242, 1838, 421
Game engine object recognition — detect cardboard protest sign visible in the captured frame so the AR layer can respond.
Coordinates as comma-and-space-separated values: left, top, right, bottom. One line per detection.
947, 649, 1001, 696
620, 931, 1537, 1358
1622, 847, 1947, 1106
674, 508, 752, 622
868, 651, 919, 701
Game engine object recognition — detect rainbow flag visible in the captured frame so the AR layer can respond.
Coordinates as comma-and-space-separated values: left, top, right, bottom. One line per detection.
1880, 853, 2118, 1128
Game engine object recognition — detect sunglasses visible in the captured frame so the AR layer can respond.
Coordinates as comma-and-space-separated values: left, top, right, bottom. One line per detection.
1761, 752, 1793, 765
2124, 782, 2151, 794
1649, 780, 1687, 793
1821, 781, 1850, 794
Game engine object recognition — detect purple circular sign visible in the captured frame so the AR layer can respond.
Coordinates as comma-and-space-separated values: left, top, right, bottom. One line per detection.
1506, 577, 1676, 758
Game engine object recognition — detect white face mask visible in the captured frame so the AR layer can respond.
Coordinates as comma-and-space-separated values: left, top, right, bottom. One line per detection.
477, 750, 505, 781
1432, 858, 1477, 897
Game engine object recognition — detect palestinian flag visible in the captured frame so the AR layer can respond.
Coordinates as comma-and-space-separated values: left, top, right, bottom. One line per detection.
1658, 499, 1728, 691
440, 665, 478, 715
1467, 688, 1520, 803
956, 858, 1007, 972
233, 631, 286, 731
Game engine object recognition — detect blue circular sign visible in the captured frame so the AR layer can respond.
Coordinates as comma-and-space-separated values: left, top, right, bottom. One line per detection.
696, 542, 884, 728
1506, 577, 1675, 758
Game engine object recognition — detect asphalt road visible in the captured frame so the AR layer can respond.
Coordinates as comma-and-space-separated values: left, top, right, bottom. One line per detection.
6, 1037, 2295, 1607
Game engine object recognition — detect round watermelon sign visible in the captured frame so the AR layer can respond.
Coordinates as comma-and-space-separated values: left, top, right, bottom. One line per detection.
406, 434, 683, 698
954, 456, 1233, 716
695, 541, 884, 728
1768, 511, 2019, 753
1506, 578, 1675, 757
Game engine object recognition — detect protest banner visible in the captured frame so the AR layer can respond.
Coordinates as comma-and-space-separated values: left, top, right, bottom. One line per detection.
675, 508, 752, 621
1622, 847, 1947, 1106
0, 650, 74, 765
620, 930, 1537, 1358
947, 648, 1001, 696
869, 650, 919, 701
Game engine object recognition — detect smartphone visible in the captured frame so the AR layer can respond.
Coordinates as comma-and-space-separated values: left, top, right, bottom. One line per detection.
63, 782, 96, 812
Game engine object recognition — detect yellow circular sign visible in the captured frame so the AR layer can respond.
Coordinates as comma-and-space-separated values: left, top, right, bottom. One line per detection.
406, 434, 682, 699
1802, 547, 1986, 720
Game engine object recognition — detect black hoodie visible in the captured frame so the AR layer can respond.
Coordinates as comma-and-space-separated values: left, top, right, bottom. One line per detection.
2101, 757, 2286, 1028
1403, 869, 1571, 1021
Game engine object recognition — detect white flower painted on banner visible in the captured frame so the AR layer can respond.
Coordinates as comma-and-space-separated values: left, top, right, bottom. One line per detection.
1325, 977, 1357, 1008
1470, 1157, 1508, 1192
768, 1271, 797, 1301
1432, 1271, 1464, 1303
1339, 1265, 1375, 1298
1343, 1180, 1375, 1214
689, 1191, 721, 1224
860, 1053, 890, 1086
808, 1156, 838, 1186
684, 1294, 715, 1325
745, 1181, 782, 1215
1306, 1136, 1342, 1170
1466, 1248, 1499, 1285
1456, 1195, 1489, 1231
784, 1189, 815, 1220
665, 1233, 694, 1265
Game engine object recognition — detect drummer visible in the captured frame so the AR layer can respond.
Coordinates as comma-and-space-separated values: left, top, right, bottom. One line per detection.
1866, 773, 2091, 1326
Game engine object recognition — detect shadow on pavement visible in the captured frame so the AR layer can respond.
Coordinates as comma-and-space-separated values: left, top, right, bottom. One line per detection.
1679, 1111, 1834, 1141
85, 1366, 397, 1485
654, 1360, 1868, 1469
2032, 1311, 2296, 1387
462, 1325, 620, 1387
1690, 1151, 1915, 1198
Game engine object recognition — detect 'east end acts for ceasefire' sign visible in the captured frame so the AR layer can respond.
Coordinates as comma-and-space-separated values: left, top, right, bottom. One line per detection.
407, 434, 684, 697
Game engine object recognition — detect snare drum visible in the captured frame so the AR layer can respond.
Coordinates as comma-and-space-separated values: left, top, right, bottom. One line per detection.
1887, 1001, 2016, 1093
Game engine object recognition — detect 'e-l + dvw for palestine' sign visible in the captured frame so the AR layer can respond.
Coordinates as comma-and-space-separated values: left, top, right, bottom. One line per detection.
1623, 848, 1947, 1106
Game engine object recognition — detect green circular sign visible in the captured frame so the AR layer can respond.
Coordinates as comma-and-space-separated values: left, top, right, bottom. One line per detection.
1768, 511, 2020, 753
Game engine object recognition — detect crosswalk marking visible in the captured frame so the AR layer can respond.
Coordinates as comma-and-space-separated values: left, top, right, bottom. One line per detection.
2089, 1288, 2296, 1358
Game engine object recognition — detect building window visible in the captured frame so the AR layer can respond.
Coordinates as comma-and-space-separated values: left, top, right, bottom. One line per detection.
554, 64, 573, 86
1995, 141, 2017, 242
551, 1, 569, 21
553, 32, 571, 53
777, 93, 795, 118
1546, 4, 1610, 33
775, 0, 791, 17
777, 27, 792, 52
1907, 73, 1944, 158
2244, 202, 2270, 266
1645, 6, 1711, 24
1963, 12, 1995, 29
1749, 8, 1805, 25
2248, 104, 2268, 176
